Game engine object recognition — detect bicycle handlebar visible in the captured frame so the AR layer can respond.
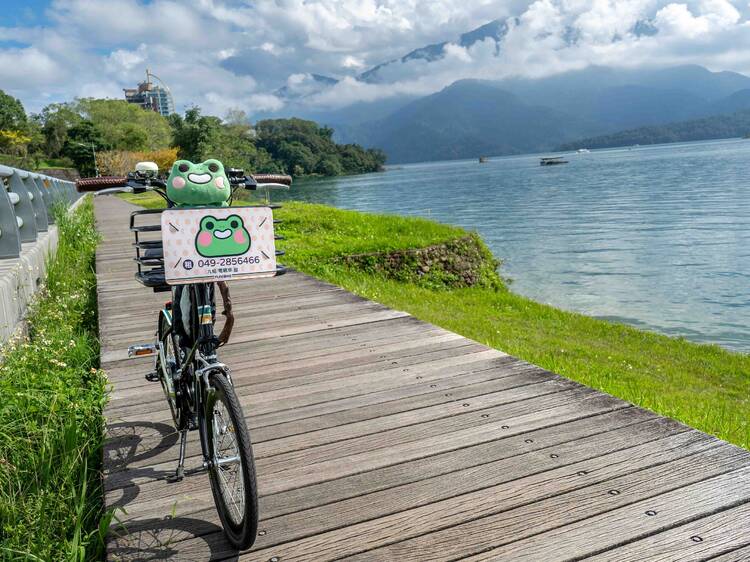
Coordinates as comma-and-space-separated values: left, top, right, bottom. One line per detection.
251, 174, 292, 186
75, 173, 293, 193
76, 176, 129, 192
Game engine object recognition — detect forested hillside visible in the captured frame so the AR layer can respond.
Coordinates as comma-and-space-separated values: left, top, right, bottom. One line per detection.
0, 91, 385, 177
559, 110, 750, 150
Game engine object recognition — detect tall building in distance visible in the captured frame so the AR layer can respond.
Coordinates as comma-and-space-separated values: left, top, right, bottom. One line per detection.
123, 69, 175, 117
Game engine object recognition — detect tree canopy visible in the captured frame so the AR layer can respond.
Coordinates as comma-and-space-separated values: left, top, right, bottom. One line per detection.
255, 118, 385, 176
0, 89, 386, 178
0, 91, 27, 132
559, 110, 750, 150
76, 98, 172, 151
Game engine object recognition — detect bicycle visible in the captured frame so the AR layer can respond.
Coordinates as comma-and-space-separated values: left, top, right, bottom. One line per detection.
77, 159, 291, 549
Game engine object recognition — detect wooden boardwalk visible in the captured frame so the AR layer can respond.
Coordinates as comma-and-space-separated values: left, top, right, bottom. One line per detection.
97, 197, 750, 561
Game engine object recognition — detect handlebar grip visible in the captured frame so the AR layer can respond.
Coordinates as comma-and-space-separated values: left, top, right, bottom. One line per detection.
252, 174, 292, 186
76, 176, 128, 192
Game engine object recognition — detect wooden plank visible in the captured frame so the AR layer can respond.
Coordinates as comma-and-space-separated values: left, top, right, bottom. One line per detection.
106, 333, 472, 405
100, 296, 378, 337
118, 407, 657, 527
103, 390, 625, 494
105, 343, 497, 420
100, 300, 397, 346
106, 323, 452, 390
103, 315, 437, 380
709, 543, 750, 561
106, 375, 572, 482
101, 307, 411, 362
118, 415, 691, 549
110, 350, 509, 426
259, 407, 651, 519
584, 502, 750, 561
461, 466, 750, 562
241, 445, 749, 561
103, 361, 542, 471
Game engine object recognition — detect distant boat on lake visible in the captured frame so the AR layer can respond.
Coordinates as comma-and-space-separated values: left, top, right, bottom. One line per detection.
479, 156, 488, 163
540, 156, 568, 166
577, 148, 590, 153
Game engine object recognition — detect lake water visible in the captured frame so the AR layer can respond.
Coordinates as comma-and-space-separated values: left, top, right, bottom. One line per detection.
279, 138, 750, 353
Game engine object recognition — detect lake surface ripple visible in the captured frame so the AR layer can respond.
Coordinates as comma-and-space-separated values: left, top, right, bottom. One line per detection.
281, 138, 750, 353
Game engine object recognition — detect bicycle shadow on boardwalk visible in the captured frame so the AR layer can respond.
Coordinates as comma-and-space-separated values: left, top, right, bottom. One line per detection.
104, 420, 240, 560
108, 516, 239, 561
104, 420, 180, 510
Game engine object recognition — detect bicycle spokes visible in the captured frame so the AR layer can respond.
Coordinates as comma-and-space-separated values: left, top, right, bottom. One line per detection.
211, 401, 245, 525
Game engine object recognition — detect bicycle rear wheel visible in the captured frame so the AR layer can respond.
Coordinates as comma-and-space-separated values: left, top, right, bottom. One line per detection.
156, 311, 183, 428
205, 372, 259, 548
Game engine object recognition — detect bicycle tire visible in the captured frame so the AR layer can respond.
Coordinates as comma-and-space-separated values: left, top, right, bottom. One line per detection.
156, 311, 183, 428
205, 372, 259, 548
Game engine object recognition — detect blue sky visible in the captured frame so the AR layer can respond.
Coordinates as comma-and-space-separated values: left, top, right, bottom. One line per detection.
0, 0, 51, 26
2, 1, 750, 117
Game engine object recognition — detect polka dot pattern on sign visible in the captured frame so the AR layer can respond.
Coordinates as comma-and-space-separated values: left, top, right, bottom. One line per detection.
160, 207, 278, 284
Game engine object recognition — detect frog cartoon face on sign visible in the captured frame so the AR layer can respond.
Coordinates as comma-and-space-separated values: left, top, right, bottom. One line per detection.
195, 215, 251, 257
167, 159, 230, 207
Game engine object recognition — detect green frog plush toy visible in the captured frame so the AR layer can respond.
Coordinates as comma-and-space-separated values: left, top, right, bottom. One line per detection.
167, 159, 230, 207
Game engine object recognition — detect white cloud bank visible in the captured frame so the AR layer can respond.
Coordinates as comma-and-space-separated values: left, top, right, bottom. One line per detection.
1, 0, 749, 116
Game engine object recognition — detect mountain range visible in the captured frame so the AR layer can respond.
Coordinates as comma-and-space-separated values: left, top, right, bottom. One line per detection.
265, 19, 750, 163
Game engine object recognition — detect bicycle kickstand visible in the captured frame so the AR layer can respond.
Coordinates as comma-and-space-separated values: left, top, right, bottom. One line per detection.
167, 429, 189, 483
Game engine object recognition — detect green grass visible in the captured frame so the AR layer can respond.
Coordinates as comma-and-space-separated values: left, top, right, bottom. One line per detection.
120, 192, 750, 448
0, 199, 108, 561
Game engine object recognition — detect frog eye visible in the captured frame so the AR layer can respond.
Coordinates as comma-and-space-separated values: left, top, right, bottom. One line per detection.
230, 219, 239, 228
178, 163, 189, 173
208, 162, 219, 173
205, 221, 214, 230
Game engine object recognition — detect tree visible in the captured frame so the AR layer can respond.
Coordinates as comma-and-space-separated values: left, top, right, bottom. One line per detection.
77, 98, 171, 151
169, 106, 222, 161
62, 120, 105, 176
254, 117, 385, 176
278, 141, 316, 174
0, 90, 27, 132
33, 103, 82, 158
314, 154, 343, 176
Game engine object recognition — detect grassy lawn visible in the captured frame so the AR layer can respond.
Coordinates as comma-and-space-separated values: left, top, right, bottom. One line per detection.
0, 199, 107, 560
122, 192, 750, 448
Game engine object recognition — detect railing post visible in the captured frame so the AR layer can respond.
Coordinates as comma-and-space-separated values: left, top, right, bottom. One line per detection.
8, 172, 38, 243
25, 176, 49, 232
47, 178, 62, 211
33, 176, 55, 223
0, 180, 21, 258
54, 178, 74, 204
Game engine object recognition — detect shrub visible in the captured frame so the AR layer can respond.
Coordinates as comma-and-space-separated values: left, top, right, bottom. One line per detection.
339, 234, 503, 290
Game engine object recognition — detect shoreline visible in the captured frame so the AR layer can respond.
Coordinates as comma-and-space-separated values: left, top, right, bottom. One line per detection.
121, 192, 750, 449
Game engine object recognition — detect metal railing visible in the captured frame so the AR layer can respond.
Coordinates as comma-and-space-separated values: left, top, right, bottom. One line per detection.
0, 165, 79, 258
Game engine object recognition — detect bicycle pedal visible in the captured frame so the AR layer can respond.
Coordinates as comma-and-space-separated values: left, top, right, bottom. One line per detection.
144, 371, 160, 382
128, 343, 157, 358
187, 415, 198, 430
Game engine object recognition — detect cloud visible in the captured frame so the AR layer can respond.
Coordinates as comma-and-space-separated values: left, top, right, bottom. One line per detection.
655, 0, 740, 37
1, 0, 750, 117
298, 0, 750, 110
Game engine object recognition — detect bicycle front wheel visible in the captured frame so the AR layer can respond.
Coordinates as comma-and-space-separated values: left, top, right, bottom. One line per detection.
205, 372, 259, 549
